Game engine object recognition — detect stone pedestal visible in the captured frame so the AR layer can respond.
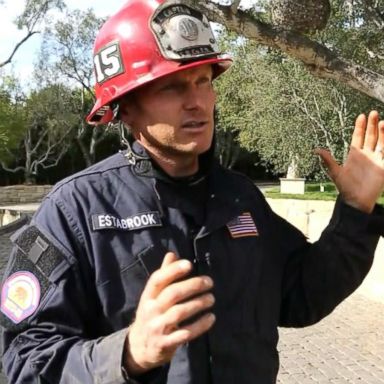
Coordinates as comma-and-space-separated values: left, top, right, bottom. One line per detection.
280, 178, 306, 194
0, 209, 21, 227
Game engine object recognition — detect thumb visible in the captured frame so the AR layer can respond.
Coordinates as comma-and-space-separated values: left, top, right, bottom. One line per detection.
314, 148, 340, 181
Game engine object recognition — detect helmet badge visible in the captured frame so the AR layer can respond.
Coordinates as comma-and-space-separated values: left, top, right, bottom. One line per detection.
151, 1, 220, 61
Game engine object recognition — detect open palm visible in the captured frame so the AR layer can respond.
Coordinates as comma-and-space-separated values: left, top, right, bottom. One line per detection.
316, 111, 384, 213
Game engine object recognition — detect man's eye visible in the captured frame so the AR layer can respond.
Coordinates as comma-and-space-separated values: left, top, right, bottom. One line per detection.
161, 83, 179, 91
198, 78, 212, 87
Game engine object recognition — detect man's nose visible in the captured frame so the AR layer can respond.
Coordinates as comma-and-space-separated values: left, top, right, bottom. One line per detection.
182, 87, 205, 110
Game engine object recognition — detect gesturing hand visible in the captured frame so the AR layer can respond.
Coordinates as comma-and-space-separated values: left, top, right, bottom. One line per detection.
316, 110, 384, 213
124, 252, 215, 376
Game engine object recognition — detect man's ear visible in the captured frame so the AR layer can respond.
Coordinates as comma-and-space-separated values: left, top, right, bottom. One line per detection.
118, 99, 133, 126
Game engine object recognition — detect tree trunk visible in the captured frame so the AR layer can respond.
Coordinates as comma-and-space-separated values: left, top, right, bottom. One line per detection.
24, 171, 36, 185
76, 137, 93, 168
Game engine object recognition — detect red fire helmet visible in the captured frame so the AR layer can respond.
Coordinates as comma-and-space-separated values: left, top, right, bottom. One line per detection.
87, 0, 232, 125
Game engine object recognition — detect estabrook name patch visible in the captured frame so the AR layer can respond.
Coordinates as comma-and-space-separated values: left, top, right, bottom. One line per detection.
92, 211, 162, 231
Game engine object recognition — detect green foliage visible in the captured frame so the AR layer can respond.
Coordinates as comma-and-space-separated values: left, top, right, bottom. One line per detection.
25, 84, 79, 135
214, 33, 260, 168
0, 83, 81, 183
0, 76, 27, 161
313, 0, 383, 72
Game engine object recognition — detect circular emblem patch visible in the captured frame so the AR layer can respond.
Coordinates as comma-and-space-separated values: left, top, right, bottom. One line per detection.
1, 271, 41, 324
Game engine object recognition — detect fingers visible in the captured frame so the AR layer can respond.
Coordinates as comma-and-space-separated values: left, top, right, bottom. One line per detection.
351, 111, 382, 151
314, 148, 340, 181
162, 313, 216, 348
364, 110, 379, 150
377, 120, 384, 151
157, 275, 213, 309
142, 253, 192, 301
351, 114, 366, 148
162, 292, 215, 333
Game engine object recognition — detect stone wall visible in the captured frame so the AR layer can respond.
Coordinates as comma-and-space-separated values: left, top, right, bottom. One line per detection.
0, 185, 52, 205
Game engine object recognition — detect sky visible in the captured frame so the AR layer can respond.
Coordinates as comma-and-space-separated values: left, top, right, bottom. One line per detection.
0, 0, 124, 84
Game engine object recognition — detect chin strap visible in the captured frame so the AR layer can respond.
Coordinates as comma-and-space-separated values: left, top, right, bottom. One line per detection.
112, 120, 147, 166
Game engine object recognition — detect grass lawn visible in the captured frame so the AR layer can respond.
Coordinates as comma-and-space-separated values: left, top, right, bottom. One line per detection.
264, 182, 384, 205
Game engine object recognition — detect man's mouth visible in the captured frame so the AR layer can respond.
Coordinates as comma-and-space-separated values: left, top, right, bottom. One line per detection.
182, 121, 207, 129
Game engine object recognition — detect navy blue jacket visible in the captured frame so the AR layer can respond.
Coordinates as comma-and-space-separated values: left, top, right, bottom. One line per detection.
1, 147, 381, 384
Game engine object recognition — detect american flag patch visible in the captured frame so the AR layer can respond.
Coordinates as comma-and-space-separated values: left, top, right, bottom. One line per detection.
227, 212, 259, 238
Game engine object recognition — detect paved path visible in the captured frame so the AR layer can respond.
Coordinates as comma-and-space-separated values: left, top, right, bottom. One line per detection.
278, 293, 384, 383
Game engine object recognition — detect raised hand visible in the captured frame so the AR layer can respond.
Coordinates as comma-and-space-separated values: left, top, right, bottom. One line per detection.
124, 252, 215, 375
316, 111, 384, 213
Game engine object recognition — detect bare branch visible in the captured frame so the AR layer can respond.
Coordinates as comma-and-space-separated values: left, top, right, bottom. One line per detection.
190, 1, 384, 104
30, 129, 49, 155
0, 31, 39, 68
39, 143, 68, 169
0, 160, 25, 173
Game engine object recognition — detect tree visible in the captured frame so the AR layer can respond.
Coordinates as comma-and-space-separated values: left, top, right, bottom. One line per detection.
214, 33, 255, 169
214, 30, 381, 178
0, 84, 78, 184
215, 128, 241, 169
0, 121, 8, 151
208, 1, 384, 179
0, 92, 15, 151
36, 8, 112, 167
0, 76, 27, 160
190, 0, 384, 105
0, 0, 65, 68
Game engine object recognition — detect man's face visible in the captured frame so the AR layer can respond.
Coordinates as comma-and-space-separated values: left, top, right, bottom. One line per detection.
121, 64, 216, 159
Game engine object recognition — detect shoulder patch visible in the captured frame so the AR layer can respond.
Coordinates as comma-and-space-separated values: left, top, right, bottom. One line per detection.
0, 225, 70, 331
0, 246, 49, 331
1, 271, 40, 324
